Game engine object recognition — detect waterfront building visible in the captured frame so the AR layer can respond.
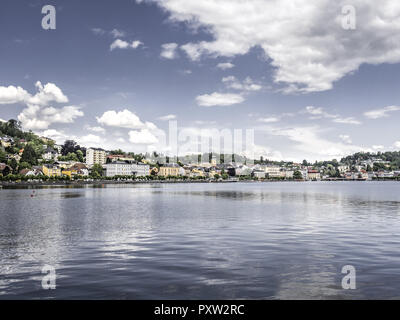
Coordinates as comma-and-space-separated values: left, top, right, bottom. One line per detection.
158, 163, 181, 177
253, 170, 266, 179
86, 148, 107, 166
285, 170, 294, 179
308, 170, 321, 180
105, 162, 150, 177
264, 166, 282, 178
42, 164, 61, 177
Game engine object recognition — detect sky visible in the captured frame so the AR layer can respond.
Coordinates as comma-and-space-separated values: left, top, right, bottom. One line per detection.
1, 0, 400, 162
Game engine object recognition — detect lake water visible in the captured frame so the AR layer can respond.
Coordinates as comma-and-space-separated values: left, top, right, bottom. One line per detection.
1, 181, 400, 299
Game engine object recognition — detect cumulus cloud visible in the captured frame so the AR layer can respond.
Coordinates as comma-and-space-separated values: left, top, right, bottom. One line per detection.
140, 0, 400, 93
363, 106, 400, 119
129, 129, 159, 144
97, 109, 164, 146
96, 109, 146, 129
0, 85, 30, 104
196, 92, 244, 107
160, 43, 179, 59
394, 141, 400, 149
18, 104, 84, 130
39, 129, 70, 144
78, 134, 104, 146
0, 81, 82, 130
217, 62, 234, 70
110, 39, 143, 51
28, 81, 69, 106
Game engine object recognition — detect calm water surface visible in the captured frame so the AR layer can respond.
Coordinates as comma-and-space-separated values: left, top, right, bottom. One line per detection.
1, 182, 400, 299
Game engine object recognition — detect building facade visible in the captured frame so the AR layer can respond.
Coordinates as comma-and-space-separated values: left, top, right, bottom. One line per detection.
86, 148, 107, 166
105, 162, 150, 177
158, 164, 181, 177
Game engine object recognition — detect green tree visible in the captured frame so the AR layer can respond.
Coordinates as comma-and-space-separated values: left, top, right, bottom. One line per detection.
8, 158, 18, 173
90, 163, 103, 178
18, 161, 31, 171
293, 170, 303, 180
0, 149, 7, 163
20, 144, 37, 165
76, 150, 84, 162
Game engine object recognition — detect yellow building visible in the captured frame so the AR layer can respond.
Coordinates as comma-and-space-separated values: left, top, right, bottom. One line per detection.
158, 164, 180, 177
61, 169, 78, 178
190, 168, 205, 177
42, 164, 61, 177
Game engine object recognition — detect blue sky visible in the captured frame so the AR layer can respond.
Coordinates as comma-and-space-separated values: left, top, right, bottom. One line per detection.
1, 0, 400, 161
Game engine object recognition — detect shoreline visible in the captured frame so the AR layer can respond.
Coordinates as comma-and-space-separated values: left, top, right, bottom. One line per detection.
0, 179, 398, 188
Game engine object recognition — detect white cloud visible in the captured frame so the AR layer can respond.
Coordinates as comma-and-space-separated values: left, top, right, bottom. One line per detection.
0, 85, 30, 104
217, 62, 235, 70
129, 129, 159, 144
142, 0, 400, 93
110, 39, 143, 51
0, 81, 81, 130
78, 134, 103, 146
222, 76, 262, 91
196, 92, 244, 107
394, 141, 400, 149
339, 134, 352, 144
304, 106, 361, 125
158, 114, 176, 121
160, 43, 179, 59
332, 117, 361, 125
97, 109, 163, 146
262, 125, 365, 161
18, 104, 84, 130
372, 145, 385, 150
110, 28, 126, 38
363, 106, 400, 119
97, 109, 145, 129
28, 81, 69, 106
86, 126, 106, 133
39, 129, 70, 144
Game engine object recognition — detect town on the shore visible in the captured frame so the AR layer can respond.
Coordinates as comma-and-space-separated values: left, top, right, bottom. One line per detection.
1, 119, 400, 183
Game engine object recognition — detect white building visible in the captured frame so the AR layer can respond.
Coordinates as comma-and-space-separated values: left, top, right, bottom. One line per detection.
264, 166, 282, 178
86, 148, 107, 166
105, 162, 150, 177
42, 147, 59, 161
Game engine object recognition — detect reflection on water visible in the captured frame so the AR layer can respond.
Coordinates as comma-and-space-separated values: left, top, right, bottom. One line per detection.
1, 182, 400, 299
